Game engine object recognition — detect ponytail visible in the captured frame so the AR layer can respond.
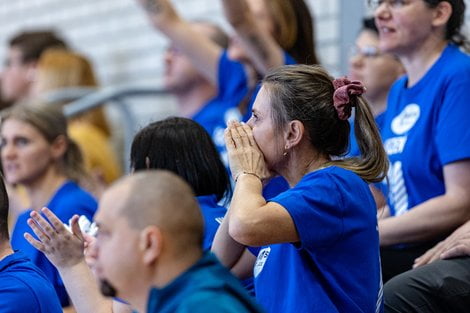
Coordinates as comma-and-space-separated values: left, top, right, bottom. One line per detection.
62, 138, 88, 183
329, 96, 388, 183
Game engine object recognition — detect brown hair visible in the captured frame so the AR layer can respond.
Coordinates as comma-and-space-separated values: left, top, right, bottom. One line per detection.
1, 101, 87, 183
35, 49, 110, 136
263, 64, 388, 183
9, 30, 67, 63
423, 0, 469, 51
266, 0, 318, 64
0, 174, 9, 241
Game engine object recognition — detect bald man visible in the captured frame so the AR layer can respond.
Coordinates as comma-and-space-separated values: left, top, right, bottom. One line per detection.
25, 171, 263, 313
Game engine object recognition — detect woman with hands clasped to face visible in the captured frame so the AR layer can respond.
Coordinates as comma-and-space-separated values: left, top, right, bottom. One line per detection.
212, 64, 389, 313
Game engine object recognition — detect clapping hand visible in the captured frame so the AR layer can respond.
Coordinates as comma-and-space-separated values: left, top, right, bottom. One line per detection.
24, 207, 86, 269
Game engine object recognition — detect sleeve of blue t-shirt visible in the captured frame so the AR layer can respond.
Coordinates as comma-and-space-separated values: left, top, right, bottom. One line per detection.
217, 50, 249, 103
0, 276, 40, 313
435, 79, 470, 165
270, 173, 344, 249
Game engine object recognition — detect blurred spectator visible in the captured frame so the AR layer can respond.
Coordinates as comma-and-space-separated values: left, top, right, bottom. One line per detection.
370, 0, 470, 283
32, 49, 122, 193
1, 30, 67, 103
348, 17, 404, 157
1, 101, 97, 310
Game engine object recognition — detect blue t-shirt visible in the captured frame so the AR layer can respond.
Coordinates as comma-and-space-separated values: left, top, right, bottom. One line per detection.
381, 44, 470, 217
253, 166, 383, 313
192, 51, 246, 166
146, 252, 264, 313
196, 195, 226, 251
11, 181, 97, 307
0, 250, 62, 313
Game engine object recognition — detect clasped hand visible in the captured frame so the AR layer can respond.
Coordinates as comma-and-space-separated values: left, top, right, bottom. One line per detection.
224, 121, 271, 182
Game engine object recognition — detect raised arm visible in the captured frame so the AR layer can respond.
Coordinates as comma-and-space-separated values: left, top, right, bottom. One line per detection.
136, 0, 222, 84
221, 0, 284, 74
24, 208, 131, 313
379, 160, 470, 246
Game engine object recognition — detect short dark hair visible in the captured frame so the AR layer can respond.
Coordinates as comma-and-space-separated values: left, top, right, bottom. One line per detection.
0, 174, 10, 241
130, 117, 231, 201
8, 30, 68, 63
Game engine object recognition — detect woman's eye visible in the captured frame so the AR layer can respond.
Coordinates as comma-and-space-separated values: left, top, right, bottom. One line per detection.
16, 138, 29, 146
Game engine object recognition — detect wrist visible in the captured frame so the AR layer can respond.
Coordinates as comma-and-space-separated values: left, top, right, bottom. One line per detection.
234, 171, 261, 182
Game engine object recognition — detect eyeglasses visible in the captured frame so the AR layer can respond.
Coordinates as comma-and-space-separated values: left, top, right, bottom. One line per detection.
368, 0, 411, 10
349, 45, 382, 58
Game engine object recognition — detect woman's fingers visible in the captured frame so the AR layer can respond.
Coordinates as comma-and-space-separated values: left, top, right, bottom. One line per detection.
41, 207, 68, 234
23, 232, 45, 252
241, 123, 256, 147
224, 127, 236, 149
27, 212, 53, 242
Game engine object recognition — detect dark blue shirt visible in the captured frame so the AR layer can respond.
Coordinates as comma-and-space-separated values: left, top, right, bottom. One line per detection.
196, 195, 226, 251
146, 252, 264, 313
0, 250, 62, 313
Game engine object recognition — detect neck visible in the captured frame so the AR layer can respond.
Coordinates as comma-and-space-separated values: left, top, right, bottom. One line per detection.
399, 38, 447, 87
174, 83, 216, 118
24, 167, 68, 211
280, 144, 330, 187
0, 241, 13, 261
132, 249, 203, 313
366, 93, 388, 117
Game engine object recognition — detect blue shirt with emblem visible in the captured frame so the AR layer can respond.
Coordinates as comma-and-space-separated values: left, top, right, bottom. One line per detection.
381, 44, 470, 217
254, 166, 383, 313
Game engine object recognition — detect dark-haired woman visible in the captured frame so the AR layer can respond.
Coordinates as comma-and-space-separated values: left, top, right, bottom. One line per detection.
130, 117, 231, 250
213, 64, 388, 313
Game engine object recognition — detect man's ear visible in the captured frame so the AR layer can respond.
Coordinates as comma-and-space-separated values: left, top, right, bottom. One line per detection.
50, 135, 67, 160
139, 226, 163, 265
284, 120, 304, 150
431, 1, 452, 29
25, 62, 37, 82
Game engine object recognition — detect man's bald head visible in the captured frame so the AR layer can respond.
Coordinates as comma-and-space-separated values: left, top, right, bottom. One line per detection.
101, 170, 204, 252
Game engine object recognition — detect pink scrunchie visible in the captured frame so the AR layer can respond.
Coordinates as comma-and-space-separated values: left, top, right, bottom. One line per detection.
332, 77, 366, 120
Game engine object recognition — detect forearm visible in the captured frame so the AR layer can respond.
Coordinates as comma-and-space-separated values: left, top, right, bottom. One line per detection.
211, 210, 247, 270
221, 0, 283, 74
221, 0, 251, 29
58, 261, 113, 313
379, 194, 470, 246
141, 0, 221, 83
228, 174, 267, 245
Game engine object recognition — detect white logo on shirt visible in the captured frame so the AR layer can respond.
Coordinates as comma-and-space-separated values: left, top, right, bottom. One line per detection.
391, 104, 420, 135
254, 247, 271, 278
384, 136, 407, 155
388, 161, 409, 215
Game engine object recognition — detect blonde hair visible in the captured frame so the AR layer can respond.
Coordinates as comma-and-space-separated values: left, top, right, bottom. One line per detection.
263, 64, 388, 183
35, 49, 110, 136
1, 101, 86, 183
